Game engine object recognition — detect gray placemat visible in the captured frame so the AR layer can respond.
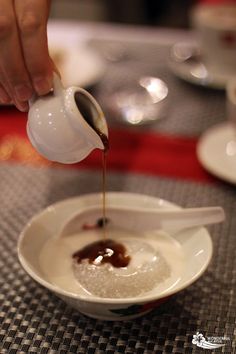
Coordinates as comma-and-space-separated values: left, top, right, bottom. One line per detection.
0, 163, 235, 353
91, 40, 226, 136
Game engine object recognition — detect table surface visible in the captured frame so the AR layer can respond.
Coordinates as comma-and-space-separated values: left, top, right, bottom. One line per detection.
0, 21, 235, 354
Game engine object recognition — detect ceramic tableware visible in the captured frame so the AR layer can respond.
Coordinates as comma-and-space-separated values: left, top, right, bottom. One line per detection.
106, 76, 168, 125
197, 77, 236, 184
27, 75, 108, 163
59, 205, 224, 237
18, 192, 214, 320
169, 41, 229, 89
191, 4, 236, 77
197, 123, 236, 184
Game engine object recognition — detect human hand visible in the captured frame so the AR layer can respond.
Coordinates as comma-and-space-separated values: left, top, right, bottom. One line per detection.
0, 0, 54, 111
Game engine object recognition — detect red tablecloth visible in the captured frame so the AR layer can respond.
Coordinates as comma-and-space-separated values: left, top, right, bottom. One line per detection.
0, 107, 215, 184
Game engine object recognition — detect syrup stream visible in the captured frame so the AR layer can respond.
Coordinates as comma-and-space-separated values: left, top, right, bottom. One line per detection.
102, 150, 107, 239
74, 92, 131, 267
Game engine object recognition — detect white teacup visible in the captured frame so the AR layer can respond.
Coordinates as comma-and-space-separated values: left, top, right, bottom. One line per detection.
191, 4, 236, 76
27, 75, 108, 164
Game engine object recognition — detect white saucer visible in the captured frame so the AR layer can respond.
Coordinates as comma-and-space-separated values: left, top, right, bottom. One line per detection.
18, 192, 212, 320
169, 42, 231, 90
197, 122, 236, 184
48, 21, 106, 88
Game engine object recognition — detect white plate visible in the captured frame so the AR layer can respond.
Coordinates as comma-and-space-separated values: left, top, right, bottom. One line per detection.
169, 42, 231, 90
18, 192, 212, 320
48, 21, 106, 88
197, 122, 236, 184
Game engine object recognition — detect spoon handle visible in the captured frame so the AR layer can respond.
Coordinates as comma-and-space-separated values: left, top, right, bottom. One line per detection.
101, 206, 224, 232
136, 206, 225, 231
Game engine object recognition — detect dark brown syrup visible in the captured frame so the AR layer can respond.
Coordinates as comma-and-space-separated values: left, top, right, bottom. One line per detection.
72, 239, 131, 268
74, 92, 130, 268
74, 91, 109, 237
74, 91, 109, 152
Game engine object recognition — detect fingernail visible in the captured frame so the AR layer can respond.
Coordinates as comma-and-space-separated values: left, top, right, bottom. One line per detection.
33, 76, 52, 95
14, 100, 29, 112
14, 84, 33, 101
0, 87, 11, 104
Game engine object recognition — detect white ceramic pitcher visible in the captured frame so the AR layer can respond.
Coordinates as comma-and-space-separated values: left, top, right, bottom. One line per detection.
27, 75, 108, 164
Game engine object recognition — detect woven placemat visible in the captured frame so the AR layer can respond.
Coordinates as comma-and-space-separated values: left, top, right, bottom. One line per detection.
0, 163, 235, 353
92, 40, 226, 136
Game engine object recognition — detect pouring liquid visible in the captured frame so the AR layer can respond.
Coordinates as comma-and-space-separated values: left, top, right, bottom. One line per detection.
74, 92, 130, 267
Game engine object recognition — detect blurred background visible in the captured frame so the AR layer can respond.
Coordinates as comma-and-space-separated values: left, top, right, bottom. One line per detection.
50, 0, 197, 28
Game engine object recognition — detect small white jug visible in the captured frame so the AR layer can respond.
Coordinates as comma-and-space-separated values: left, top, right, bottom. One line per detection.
27, 75, 108, 164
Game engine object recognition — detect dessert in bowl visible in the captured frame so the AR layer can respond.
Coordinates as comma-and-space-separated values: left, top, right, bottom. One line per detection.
18, 192, 213, 320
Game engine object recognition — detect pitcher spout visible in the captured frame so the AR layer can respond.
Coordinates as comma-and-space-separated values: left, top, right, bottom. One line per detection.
64, 86, 108, 151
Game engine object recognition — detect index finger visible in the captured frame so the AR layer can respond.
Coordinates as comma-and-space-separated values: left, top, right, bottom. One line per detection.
15, 0, 53, 95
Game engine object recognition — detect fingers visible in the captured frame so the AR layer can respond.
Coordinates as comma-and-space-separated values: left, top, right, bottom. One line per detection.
14, 0, 53, 95
0, 83, 11, 104
0, 69, 11, 104
0, 0, 53, 111
0, 0, 33, 110
0, 71, 28, 110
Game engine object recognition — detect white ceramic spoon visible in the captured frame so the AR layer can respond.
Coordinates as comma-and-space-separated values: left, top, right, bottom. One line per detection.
59, 205, 225, 237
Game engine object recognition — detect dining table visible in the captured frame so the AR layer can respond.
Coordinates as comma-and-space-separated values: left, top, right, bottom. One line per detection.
0, 20, 235, 354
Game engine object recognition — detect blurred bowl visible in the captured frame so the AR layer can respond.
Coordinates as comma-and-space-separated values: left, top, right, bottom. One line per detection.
107, 77, 168, 125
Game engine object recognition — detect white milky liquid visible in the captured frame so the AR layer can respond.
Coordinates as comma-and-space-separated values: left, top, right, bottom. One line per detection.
39, 228, 185, 299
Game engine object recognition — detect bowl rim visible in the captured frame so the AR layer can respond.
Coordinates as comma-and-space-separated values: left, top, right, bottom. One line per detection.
18, 192, 213, 305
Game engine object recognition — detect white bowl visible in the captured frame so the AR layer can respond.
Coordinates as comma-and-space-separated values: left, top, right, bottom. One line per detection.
18, 192, 213, 320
